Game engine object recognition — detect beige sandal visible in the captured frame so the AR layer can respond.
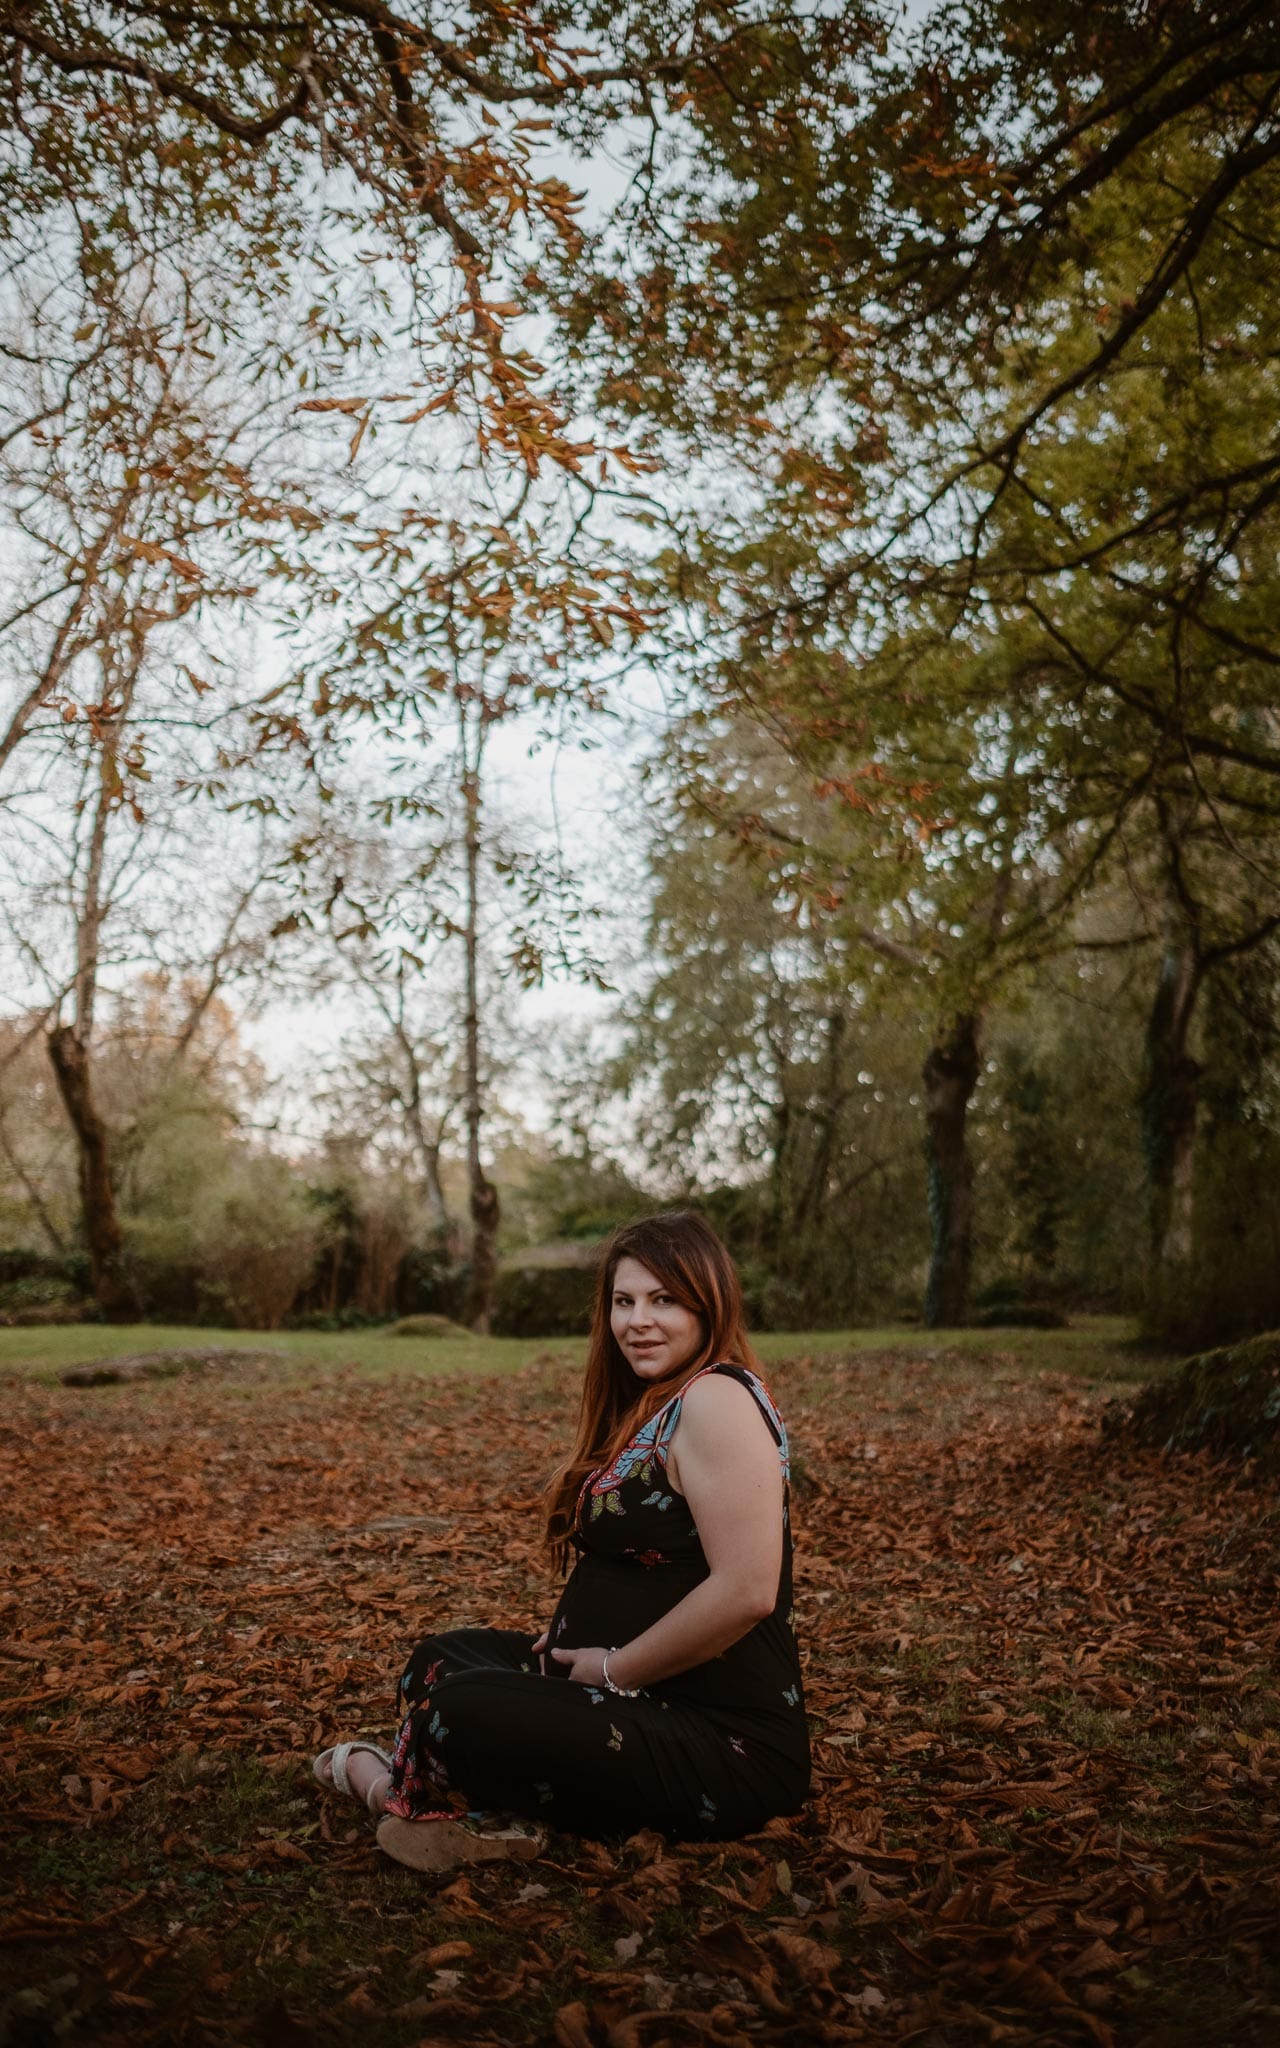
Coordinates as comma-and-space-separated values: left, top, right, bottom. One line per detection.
375, 1811, 544, 1872
312, 1740, 393, 1813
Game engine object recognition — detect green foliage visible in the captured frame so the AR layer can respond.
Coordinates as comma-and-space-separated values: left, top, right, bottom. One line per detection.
0, 1248, 92, 1323
0, 1261, 88, 1327
186, 1153, 323, 1332
611, 789, 931, 1325
518, 1153, 654, 1243
288, 1306, 389, 1333
1182, 947, 1280, 1347
490, 1259, 595, 1340
974, 969, 1149, 1311
395, 1247, 471, 1323
585, 9, 1280, 1343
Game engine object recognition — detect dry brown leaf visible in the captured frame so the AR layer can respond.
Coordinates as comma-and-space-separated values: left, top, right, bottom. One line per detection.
769, 1928, 840, 1986
552, 2001, 595, 2048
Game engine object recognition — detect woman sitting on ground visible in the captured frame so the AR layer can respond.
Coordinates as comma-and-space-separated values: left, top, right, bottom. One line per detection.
315, 1210, 810, 1870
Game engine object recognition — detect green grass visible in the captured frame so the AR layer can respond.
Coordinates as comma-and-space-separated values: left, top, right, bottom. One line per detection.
755, 1314, 1149, 1380
0, 1313, 1147, 1387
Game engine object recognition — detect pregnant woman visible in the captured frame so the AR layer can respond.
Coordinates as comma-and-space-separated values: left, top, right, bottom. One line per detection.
314, 1210, 809, 1871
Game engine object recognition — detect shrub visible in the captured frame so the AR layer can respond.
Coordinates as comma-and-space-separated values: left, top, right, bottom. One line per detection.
289, 1306, 390, 1332
191, 1155, 322, 1329
384, 1314, 470, 1339
491, 1261, 595, 1338
973, 1278, 1067, 1329
0, 1248, 66, 1285
396, 1246, 470, 1321
0, 1250, 93, 1326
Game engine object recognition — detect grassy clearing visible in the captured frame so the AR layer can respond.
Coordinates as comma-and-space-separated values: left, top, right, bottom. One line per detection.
0, 1311, 1148, 1389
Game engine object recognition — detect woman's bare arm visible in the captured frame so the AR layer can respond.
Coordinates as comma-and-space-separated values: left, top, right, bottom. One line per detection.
549, 1374, 784, 1690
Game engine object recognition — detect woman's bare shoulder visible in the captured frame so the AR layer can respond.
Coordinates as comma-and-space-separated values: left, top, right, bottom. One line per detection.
677, 1368, 770, 1429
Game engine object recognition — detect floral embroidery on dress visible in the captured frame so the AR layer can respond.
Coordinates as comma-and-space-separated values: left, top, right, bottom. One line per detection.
385, 1694, 456, 1817
578, 1365, 789, 1528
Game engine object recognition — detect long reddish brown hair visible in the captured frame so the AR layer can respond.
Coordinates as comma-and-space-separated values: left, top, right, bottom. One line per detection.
543, 1210, 761, 1564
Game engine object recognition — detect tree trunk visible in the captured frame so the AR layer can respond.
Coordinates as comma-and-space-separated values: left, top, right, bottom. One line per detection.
381, 963, 457, 1252
47, 1023, 136, 1317
401, 1067, 452, 1246
922, 1010, 981, 1328
1139, 938, 1201, 1341
416, 1128, 453, 1248
459, 729, 499, 1333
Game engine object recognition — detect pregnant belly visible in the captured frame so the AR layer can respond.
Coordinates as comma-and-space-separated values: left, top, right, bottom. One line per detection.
547, 1555, 703, 1667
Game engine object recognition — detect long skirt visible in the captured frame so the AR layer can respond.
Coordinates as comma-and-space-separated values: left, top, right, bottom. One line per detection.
384, 1626, 806, 1842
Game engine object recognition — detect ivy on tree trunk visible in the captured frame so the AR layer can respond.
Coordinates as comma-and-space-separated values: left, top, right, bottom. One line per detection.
923, 1012, 981, 1329
1139, 939, 1201, 1342
46, 1023, 136, 1319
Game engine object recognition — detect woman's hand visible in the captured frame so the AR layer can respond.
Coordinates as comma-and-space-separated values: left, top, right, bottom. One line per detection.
548, 1644, 607, 1686
531, 1630, 549, 1675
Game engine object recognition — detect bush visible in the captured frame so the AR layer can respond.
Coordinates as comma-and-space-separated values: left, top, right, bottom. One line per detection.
190, 1155, 322, 1329
973, 1277, 1067, 1329
0, 1249, 93, 1325
696, 1188, 864, 1331
0, 1296, 92, 1327
0, 1248, 67, 1285
288, 1306, 389, 1332
396, 1246, 471, 1321
383, 1314, 470, 1339
491, 1261, 595, 1338
518, 1155, 655, 1242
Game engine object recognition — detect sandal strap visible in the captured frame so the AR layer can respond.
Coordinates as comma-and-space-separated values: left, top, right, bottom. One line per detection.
326, 1740, 392, 1808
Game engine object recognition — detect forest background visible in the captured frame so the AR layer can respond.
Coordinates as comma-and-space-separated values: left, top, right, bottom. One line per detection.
3, 10, 1280, 2047
2, 0, 1278, 1357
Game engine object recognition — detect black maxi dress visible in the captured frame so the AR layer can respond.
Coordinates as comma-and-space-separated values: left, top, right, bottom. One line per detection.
383, 1363, 810, 1841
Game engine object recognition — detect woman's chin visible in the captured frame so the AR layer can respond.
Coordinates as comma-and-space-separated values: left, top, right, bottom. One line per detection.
629, 1352, 694, 1383
627, 1353, 668, 1379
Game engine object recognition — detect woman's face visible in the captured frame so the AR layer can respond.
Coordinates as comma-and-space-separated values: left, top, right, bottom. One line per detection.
610, 1255, 705, 1383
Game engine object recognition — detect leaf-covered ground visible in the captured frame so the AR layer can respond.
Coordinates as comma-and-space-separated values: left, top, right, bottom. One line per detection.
2, 1340, 1277, 2047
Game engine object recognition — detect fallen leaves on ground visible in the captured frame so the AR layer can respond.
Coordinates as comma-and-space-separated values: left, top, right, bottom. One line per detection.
1, 1346, 1277, 2046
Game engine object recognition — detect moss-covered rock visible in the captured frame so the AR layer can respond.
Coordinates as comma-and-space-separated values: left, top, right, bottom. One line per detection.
1106, 1331, 1280, 1471
59, 1347, 280, 1386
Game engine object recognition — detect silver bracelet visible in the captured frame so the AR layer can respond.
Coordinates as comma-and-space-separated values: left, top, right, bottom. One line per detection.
602, 1647, 641, 1698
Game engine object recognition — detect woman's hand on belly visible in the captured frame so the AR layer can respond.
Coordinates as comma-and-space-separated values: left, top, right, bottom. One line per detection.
548, 1644, 607, 1686
531, 1629, 549, 1675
